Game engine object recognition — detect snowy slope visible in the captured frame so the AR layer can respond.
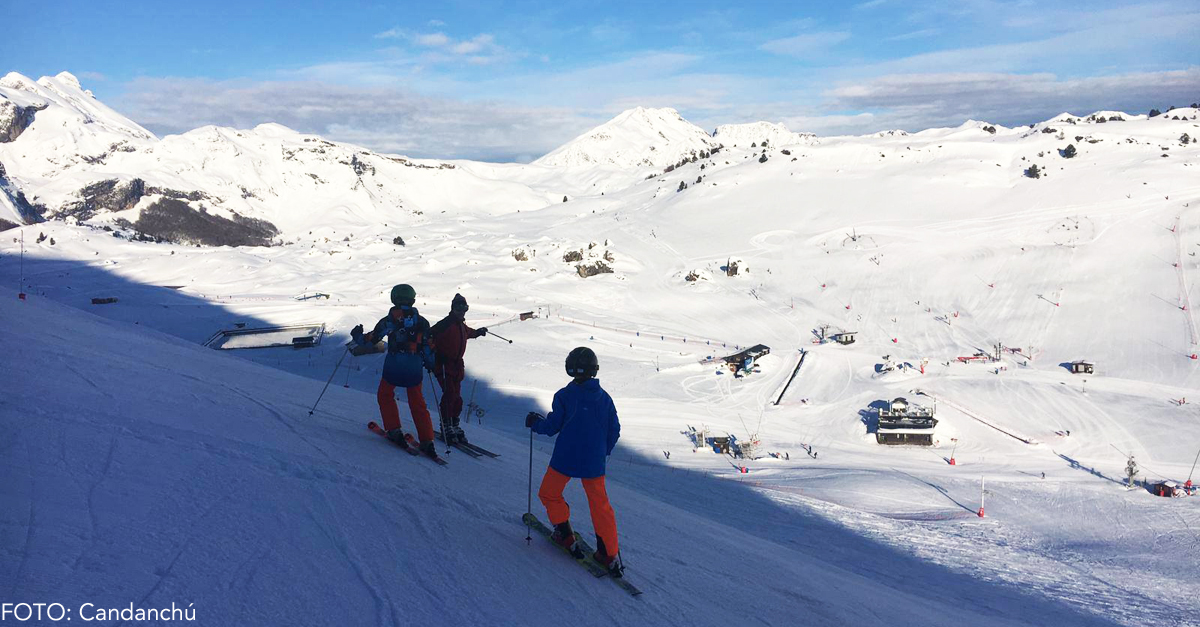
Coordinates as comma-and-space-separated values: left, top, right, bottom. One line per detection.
0, 287, 1130, 627
534, 107, 719, 169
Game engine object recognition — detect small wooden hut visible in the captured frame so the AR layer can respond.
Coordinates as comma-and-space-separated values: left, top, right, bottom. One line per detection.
831, 331, 857, 345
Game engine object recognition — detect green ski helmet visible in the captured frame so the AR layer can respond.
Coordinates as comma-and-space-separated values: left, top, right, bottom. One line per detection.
390, 284, 416, 306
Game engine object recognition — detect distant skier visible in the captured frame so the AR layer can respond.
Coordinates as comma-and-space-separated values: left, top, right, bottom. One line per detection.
352, 284, 438, 458
430, 293, 487, 444
525, 347, 623, 575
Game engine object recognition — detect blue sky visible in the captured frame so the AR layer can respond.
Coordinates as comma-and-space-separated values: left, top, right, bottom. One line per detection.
5, 0, 1198, 160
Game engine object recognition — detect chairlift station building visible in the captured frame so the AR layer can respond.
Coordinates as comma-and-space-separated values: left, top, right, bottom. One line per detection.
876, 397, 938, 446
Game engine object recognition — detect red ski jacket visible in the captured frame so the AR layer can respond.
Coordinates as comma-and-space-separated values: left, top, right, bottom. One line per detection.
430, 314, 483, 376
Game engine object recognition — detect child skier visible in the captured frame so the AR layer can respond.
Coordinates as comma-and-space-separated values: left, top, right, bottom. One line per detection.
352, 284, 438, 458
525, 347, 623, 575
430, 293, 487, 444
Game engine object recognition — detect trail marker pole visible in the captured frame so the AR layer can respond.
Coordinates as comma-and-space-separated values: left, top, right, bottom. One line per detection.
978, 477, 986, 517
1185, 447, 1199, 495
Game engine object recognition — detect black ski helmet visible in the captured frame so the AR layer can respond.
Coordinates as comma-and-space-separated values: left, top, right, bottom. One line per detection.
451, 293, 468, 313
565, 346, 599, 378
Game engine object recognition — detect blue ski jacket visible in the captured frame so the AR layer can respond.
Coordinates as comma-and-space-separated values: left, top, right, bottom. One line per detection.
531, 379, 621, 478
357, 306, 434, 388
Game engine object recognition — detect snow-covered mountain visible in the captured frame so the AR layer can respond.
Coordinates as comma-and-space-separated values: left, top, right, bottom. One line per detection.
712, 121, 816, 148
534, 106, 720, 169
0, 72, 567, 243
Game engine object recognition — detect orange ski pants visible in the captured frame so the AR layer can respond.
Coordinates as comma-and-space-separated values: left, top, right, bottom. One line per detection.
376, 379, 435, 443
538, 467, 619, 555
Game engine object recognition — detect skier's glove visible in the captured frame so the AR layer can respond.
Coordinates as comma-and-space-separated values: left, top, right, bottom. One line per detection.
351, 324, 364, 339
477, 327, 488, 336
525, 412, 544, 428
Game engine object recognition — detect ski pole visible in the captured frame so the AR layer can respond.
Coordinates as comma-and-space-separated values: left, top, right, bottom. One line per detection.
526, 427, 533, 545
309, 347, 349, 415
428, 371, 451, 455
466, 379, 477, 424
487, 331, 514, 344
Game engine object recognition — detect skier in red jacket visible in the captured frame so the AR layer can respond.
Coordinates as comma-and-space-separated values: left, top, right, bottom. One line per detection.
430, 293, 486, 444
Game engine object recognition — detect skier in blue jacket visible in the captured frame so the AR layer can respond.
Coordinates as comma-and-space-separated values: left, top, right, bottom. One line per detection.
351, 284, 438, 457
525, 346, 623, 575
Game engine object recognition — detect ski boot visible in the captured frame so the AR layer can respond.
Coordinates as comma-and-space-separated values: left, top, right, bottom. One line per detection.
593, 536, 624, 578
386, 428, 407, 446
418, 440, 439, 459
551, 521, 584, 559
442, 428, 458, 445
452, 424, 468, 444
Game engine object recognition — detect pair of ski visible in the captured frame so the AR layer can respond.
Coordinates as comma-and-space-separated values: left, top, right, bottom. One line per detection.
367, 422, 447, 465
434, 430, 499, 459
522, 513, 642, 597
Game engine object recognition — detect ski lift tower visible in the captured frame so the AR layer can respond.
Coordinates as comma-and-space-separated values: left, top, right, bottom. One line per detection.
1125, 454, 1139, 489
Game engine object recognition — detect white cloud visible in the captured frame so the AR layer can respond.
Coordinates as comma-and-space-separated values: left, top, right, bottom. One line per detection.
113, 77, 598, 162
812, 68, 1200, 132
852, 7, 1200, 76
450, 34, 495, 55
760, 31, 851, 56
888, 28, 939, 41
855, 0, 887, 9
415, 32, 452, 47
369, 29, 506, 63
779, 112, 877, 135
